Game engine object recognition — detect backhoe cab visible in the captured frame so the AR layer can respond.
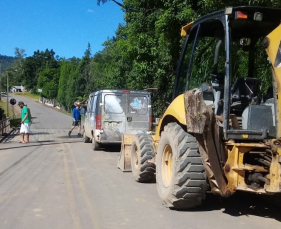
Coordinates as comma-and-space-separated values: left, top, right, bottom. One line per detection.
119, 6, 281, 209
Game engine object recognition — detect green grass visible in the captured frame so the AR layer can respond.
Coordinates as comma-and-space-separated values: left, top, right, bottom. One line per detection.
55, 108, 85, 121
0, 100, 21, 129
47, 105, 85, 120
14, 92, 40, 101
56, 108, 71, 117
0, 100, 14, 119
10, 118, 21, 129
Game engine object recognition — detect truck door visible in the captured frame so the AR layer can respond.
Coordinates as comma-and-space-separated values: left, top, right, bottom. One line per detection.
84, 96, 93, 137
125, 93, 151, 134
89, 94, 98, 138
101, 93, 126, 142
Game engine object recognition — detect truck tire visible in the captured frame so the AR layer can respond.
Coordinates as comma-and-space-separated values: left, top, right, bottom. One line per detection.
131, 134, 156, 182
156, 122, 208, 209
92, 137, 100, 151
83, 132, 90, 143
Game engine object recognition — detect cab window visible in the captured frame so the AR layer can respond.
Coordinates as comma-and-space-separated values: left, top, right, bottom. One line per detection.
104, 94, 124, 114
128, 96, 148, 115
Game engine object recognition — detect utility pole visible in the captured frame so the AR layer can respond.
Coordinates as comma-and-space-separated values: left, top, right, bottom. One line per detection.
5, 69, 17, 118
6, 71, 9, 118
0, 61, 2, 100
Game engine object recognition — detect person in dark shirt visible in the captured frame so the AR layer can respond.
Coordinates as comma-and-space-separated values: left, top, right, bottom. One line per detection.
68, 101, 82, 137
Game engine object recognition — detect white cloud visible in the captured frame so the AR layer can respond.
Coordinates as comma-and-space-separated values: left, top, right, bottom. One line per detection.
87, 9, 94, 13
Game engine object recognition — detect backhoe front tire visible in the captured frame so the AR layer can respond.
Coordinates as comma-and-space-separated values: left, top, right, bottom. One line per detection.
156, 122, 208, 209
131, 134, 155, 182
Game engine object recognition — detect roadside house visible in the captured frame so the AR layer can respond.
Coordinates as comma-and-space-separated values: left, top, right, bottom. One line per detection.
11, 86, 25, 93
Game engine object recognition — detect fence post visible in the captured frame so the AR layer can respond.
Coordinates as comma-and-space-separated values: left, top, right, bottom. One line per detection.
0, 118, 10, 136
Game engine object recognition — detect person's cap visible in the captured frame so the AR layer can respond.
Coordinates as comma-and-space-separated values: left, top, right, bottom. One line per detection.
76, 102, 80, 106
18, 101, 24, 105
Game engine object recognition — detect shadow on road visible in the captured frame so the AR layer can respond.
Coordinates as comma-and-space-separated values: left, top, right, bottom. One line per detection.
58, 136, 83, 139
188, 192, 281, 222
0, 141, 81, 150
104, 144, 121, 152
0, 146, 39, 179
30, 132, 49, 135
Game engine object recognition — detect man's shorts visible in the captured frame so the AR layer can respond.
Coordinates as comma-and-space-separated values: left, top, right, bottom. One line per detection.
72, 120, 81, 126
20, 123, 31, 134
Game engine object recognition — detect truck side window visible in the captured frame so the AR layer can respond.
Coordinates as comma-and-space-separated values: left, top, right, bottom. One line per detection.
189, 36, 225, 89
175, 20, 225, 97
174, 26, 198, 97
92, 96, 97, 114
188, 21, 225, 90
87, 97, 93, 113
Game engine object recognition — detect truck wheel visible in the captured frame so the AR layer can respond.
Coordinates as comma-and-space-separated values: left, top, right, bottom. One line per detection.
156, 122, 208, 209
83, 132, 90, 143
92, 137, 100, 151
131, 134, 155, 182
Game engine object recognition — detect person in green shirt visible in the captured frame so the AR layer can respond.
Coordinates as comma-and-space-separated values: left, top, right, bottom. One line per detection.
18, 101, 31, 143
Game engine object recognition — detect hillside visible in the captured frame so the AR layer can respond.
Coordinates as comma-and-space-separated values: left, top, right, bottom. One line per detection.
0, 54, 16, 72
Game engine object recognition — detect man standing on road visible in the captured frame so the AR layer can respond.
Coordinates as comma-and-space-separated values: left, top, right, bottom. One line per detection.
18, 101, 31, 143
68, 101, 82, 137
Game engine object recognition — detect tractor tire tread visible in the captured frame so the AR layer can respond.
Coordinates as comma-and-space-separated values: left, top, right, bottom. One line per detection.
131, 134, 155, 183
156, 122, 208, 209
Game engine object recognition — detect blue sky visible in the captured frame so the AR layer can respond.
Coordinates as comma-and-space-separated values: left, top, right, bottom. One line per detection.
0, 0, 124, 58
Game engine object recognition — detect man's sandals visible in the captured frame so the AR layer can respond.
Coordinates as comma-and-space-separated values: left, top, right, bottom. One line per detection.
19, 140, 28, 144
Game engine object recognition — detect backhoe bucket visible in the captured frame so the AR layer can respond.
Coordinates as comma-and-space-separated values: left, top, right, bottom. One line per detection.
117, 134, 134, 172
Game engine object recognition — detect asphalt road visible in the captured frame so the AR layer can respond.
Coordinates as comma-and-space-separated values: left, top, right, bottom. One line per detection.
0, 95, 280, 229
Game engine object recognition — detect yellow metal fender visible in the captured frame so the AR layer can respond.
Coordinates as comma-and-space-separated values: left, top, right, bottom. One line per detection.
265, 24, 281, 139
153, 94, 186, 142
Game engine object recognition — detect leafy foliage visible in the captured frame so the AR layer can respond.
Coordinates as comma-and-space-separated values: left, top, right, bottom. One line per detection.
4, 0, 281, 115
0, 55, 16, 72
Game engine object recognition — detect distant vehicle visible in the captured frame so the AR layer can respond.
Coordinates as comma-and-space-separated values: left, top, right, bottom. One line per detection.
83, 89, 152, 150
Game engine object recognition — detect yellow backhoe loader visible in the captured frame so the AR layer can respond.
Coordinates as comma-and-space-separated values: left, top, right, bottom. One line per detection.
118, 6, 281, 209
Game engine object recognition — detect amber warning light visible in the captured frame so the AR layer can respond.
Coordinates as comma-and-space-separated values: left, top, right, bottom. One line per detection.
235, 11, 248, 19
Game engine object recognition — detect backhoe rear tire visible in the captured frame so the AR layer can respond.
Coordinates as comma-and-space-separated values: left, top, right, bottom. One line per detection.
131, 134, 155, 182
156, 122, 208, 209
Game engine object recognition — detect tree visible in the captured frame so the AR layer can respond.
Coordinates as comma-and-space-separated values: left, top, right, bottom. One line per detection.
22, 49, 59, 91
37, 65, 59, 99
97, 0, 124, 7
92, 0, 281, 117
79, 43, 92, 94
12, 0, 281, 114
57, 58, 80, 110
